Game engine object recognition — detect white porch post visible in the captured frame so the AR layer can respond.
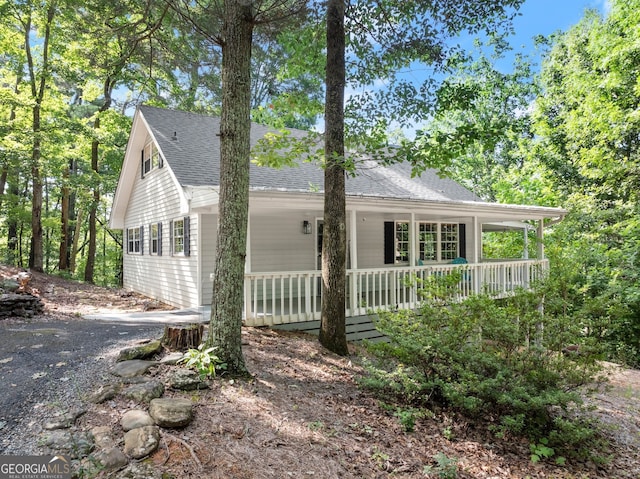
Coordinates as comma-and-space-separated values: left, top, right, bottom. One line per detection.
349, 209, 358, 270
472, 216, 480, 263
409, 212, 416, 267
537, 219, 544, 259
244, 215, 252, 320
523, 226, 529, 260
473, 216, 481, 294
245, 215, 252, 273
349, 209, 358, 315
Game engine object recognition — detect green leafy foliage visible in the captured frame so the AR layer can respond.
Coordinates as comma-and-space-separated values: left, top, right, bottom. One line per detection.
529, 0, 640, 366
423, 453, 459, 479
178, 344, 227, 379
361, 276, 604, 460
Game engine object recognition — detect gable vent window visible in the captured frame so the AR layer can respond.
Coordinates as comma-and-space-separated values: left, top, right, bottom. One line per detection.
141, 142, 163, 178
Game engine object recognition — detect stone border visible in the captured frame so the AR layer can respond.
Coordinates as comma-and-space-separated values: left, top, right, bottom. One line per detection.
39, 339, 208, 479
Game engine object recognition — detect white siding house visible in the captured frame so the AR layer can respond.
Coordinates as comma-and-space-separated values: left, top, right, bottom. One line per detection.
110, 105, 566, 325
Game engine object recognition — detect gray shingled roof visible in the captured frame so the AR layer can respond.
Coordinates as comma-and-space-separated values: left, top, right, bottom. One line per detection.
140, 105, 481, 203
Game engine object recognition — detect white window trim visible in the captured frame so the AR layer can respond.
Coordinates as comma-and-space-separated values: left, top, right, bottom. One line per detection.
172, 219, 185, 255
142, 142, 161, 176
150, 222, 160, 255
416, 222, 459, 263
127, 227, 141, 254
395, 221, 410, 265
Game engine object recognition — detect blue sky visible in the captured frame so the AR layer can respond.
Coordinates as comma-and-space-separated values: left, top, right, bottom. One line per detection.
508, 0, 608, 57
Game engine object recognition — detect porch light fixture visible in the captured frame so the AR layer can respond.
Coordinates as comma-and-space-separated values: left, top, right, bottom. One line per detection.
302, 220, 312, 235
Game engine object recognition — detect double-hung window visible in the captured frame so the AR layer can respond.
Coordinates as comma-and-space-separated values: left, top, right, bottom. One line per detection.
394, 221, 410, 264
417, 222, 459, 262
418, 223, 438, 262
170, 217, 190, 256
440, 223, 459, 261
386, 221, 464, 265
141, 142, 162, 177
150, 222, 162, 255
127, 226, 143, 254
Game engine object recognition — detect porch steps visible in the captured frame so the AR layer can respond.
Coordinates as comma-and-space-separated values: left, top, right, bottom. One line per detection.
272, 315, 389, 343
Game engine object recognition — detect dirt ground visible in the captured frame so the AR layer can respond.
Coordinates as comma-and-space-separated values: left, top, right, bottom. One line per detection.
3, 265, 640, 478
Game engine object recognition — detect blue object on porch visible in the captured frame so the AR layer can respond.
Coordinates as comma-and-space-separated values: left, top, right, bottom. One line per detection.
451, 257, 468, 264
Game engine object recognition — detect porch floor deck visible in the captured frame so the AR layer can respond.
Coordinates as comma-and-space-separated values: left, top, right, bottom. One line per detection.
272, 314, 388, 343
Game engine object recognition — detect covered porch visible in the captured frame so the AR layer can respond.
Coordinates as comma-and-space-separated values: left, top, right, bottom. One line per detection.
243, 258, 548, 327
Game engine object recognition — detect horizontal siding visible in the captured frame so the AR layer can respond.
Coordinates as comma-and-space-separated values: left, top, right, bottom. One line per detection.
356, 213, 386, 268
200, 214, 217, 306
123, 165, 199, 309
250, 212, 319, 272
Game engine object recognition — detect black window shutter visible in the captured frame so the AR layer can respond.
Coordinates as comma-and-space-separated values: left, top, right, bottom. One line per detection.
184, 216, 191, 257
458, 223, 466, 260
169, 220, 173, 255
158, 222, 163, 256
384, 221, 395, 264
141, 150, 145, 179
126, 228, 129, 254
140, 225, 144, 255
149, 223, 152, 253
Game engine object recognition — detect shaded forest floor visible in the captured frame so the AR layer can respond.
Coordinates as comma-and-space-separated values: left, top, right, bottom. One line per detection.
3, 265, 640, 478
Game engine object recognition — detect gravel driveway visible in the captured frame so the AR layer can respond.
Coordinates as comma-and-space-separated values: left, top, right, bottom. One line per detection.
0, 313, 205, 455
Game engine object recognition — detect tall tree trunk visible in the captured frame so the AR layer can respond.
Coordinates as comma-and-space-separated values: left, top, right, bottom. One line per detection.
0, 166, 6, 209
25, 5, 55, 272
30, 111, 44, 272
70, 208, 82, 274
319, 0, 348, 356
207, 0, 253, 376
59, 161, 71, 271
6, 181, 20, 265
85, 78, 114, 283
84, 138, 99, 282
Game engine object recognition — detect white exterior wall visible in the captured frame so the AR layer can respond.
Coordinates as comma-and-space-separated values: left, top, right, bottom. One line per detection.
249, 212, 319, 272
122, 159, 200, 309
355, 212, 386, 268
199, 214, 217, 305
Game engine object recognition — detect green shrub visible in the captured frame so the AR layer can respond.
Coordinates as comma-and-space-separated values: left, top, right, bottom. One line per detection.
361, 277, 604, 460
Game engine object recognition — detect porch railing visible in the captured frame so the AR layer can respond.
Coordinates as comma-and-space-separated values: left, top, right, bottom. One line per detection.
243, 259, 549, 327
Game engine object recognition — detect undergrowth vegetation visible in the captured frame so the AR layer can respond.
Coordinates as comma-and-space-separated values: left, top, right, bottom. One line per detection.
360, 273, 608, 463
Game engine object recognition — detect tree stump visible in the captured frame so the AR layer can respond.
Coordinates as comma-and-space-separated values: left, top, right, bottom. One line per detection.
161, 323, 204, 351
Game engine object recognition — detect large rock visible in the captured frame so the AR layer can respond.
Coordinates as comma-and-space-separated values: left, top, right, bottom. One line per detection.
91, 426, 115, 450
111, 360, 157, 378
159, 352, 185, 365
43, 430, 94, 459
94, 447, 129, 471
88, 383, 122, 404
121, 410, 154, 432
117, 340, 162, 362
43, 408, 86, 430
149, 398, 193, 428
122, 380, 164, 403
167, 368, 209, 391
123, 425, 160, 459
